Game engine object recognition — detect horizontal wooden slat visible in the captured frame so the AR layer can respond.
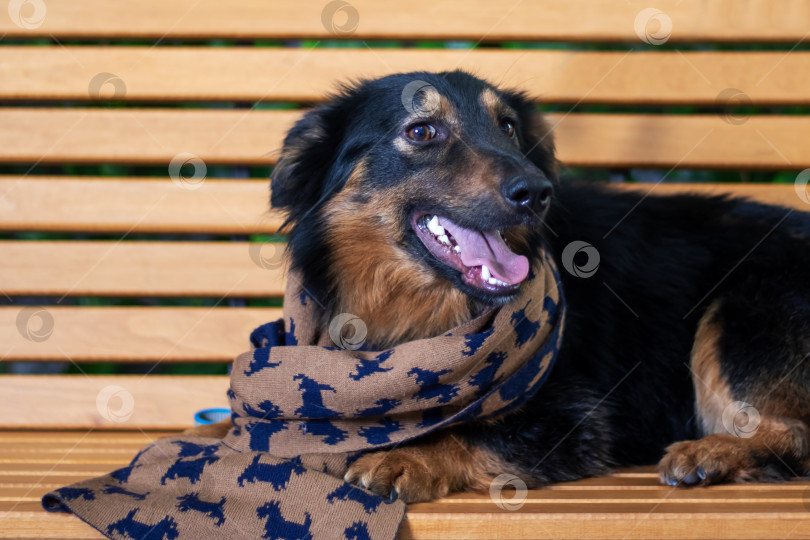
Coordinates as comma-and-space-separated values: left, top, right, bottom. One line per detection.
2, 503, 809, 540
0, 307, 280, 362
400, 510, 810, 539
1, 0, 808, 42
1, 179, 807, 235
0, 376, 228, 429
2, 109, 809, 169
0, 177, 281, 234
3, 48, 809, 105
0, 241, 285, 297
1, 429, 809, 539
611, 183, 810, 210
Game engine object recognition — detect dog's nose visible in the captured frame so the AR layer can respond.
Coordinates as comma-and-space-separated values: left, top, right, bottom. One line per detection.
502, 174, 553, 213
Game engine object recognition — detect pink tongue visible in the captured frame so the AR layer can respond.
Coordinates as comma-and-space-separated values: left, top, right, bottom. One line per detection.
439, 217, 530, 285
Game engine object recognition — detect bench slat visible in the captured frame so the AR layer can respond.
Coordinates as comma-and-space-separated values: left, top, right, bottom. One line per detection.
0, 241, 285, 297
2, 109, 809, 169
1, 179, 807, 235
1, 0, 808, 42
0, 376, 229, 430
1, 429, 809, 539
4, 48, 809, 105
0, 177, 282, 234
0, 307, 280, 362
611, 183, 810, 210
2, 504, 809, 540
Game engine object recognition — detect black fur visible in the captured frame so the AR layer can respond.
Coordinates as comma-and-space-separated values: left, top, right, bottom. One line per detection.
271, 70, 810, 491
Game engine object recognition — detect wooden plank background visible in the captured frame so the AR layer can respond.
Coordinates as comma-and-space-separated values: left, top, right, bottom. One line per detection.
1, 0, 809, 42
1, 110, 807, 169
1, 179, 806, 234
2, 48, 808, 105
0, 307, 281, 362
0, 376, 229, 429
2, 431, 810, 539
0, 241, 287, 297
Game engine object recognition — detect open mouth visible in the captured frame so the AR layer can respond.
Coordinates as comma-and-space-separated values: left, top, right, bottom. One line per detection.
412, 213, 530, 296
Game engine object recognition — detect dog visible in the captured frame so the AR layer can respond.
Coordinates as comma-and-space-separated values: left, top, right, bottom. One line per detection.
262, 69, 810, 503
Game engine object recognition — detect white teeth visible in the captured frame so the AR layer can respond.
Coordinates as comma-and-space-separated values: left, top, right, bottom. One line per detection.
453, 245, 461, 253
481, 265, 508, 287
438, 234, 450, 245
427, 215, 445, 236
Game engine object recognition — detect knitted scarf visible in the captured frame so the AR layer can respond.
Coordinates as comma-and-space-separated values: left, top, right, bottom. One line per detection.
42, 249, 565, 540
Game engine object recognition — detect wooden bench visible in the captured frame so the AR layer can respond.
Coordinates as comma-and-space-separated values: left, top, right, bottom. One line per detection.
2, 1, 810, 538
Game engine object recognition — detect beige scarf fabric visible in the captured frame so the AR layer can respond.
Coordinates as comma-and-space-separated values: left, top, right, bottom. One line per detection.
43, 249, 565, 540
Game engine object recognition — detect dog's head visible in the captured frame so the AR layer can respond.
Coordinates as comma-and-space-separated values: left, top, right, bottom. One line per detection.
271, 70, 557, 346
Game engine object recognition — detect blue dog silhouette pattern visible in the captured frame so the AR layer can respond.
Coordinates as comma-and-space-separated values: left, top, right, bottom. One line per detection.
345, 520, 373, 540
160, 456, 219, 486
293, 374, 342, 418
102, 484, 149, 500
407, 367, 459, 403
327, 484, 387, 514
107, 509, 179, 540
237, 454, 306, 490
256, 501, 312, 540
58, 487, 95, 502
350, 349, 394, 380
176, 492, 226, 527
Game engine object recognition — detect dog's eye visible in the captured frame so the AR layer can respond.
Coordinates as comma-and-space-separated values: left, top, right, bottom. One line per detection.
500, 119, 516, 138
406, 124, 437, 142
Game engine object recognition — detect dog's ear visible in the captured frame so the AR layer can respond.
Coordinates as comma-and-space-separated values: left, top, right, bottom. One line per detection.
270, 104, 345, 224
503, 91, 559, 183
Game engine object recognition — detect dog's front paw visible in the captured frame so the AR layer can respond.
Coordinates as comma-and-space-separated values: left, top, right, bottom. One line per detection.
344, 448, 451, 503
658, 435, 758, 486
